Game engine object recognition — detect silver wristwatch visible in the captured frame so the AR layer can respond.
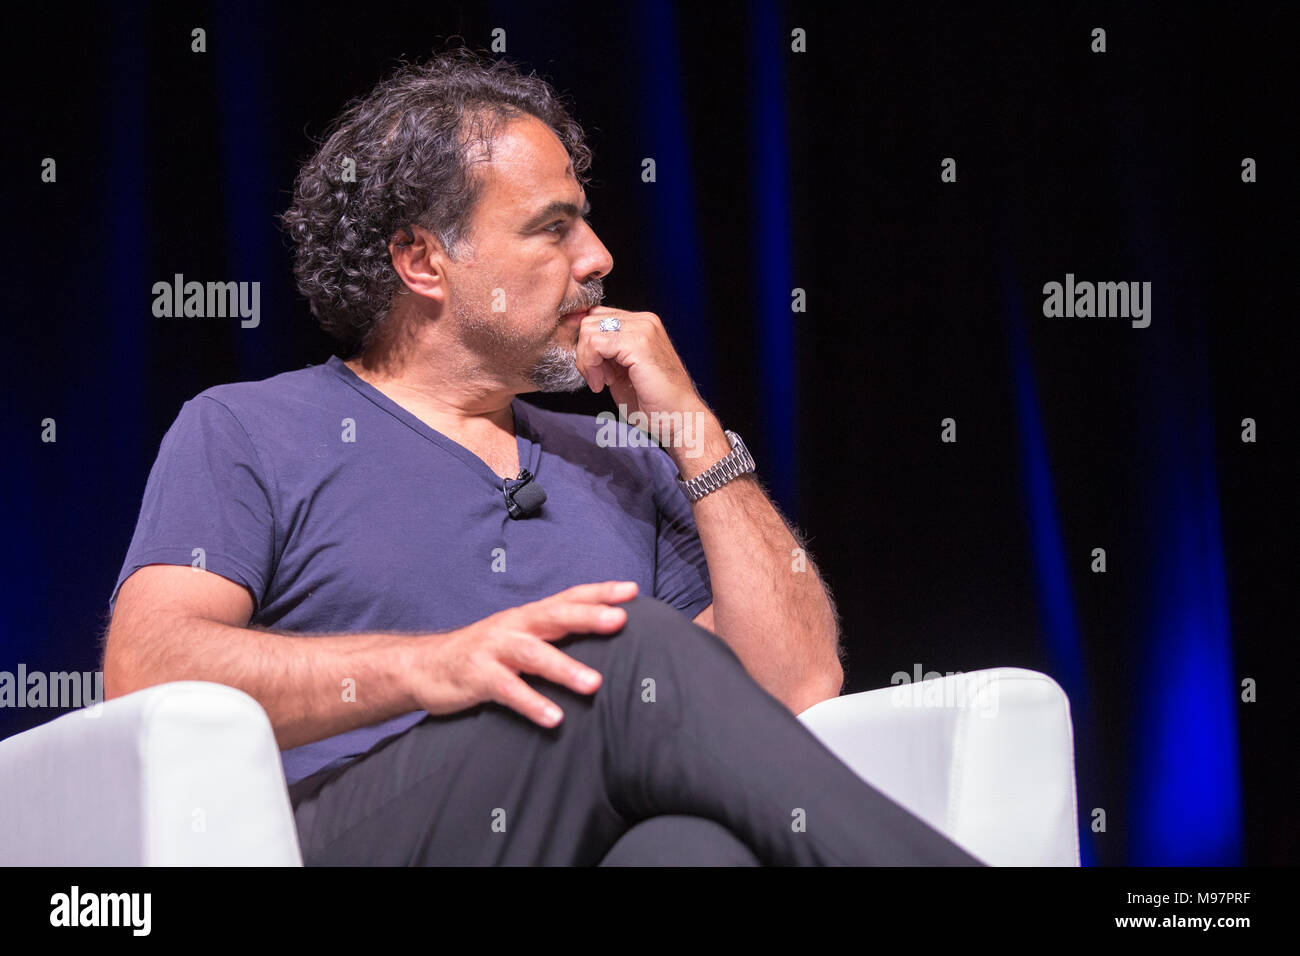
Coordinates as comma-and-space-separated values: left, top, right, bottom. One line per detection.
676, 430, 756, 502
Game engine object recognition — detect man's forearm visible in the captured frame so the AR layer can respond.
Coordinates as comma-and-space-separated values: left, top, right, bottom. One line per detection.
104, 619, 423, 750
674, 412, 844, 713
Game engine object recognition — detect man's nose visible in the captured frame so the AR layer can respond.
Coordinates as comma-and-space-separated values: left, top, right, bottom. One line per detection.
575, 221, 613, 280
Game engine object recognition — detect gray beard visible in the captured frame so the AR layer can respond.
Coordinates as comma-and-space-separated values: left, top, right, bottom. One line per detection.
527, 342, 588, 392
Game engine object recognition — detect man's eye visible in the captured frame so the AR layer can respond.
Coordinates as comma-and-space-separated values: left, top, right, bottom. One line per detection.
544, 220, 567, 234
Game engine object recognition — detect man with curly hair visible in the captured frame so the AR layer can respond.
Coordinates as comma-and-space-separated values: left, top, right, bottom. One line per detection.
103, 46, 984, 866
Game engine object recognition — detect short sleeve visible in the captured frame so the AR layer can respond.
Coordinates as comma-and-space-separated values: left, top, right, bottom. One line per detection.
109, 395, 277, 616
649, 447, 713, 620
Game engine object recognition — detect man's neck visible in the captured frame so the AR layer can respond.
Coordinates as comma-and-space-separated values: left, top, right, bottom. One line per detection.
344, 347, 519, 439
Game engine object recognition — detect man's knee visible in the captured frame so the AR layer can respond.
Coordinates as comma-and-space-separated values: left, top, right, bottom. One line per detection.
545, 595, 755, 721
554, 596, 745, 686
613, 595, 742, 665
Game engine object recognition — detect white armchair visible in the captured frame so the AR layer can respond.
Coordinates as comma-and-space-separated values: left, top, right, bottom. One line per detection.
797, 667, 1080, 866
0, 666, 1078, 866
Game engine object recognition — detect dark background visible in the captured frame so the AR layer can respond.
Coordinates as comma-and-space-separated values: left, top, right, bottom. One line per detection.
2, 1, 1293, 866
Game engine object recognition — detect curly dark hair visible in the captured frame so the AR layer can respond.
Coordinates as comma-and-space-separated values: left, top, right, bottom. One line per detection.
278, 45, 594, 355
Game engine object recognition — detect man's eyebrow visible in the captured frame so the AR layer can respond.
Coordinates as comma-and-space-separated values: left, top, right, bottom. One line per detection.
520, 196, 592, 232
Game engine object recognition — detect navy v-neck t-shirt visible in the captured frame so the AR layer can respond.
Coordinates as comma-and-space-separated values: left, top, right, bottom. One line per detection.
110, 355, 713, 785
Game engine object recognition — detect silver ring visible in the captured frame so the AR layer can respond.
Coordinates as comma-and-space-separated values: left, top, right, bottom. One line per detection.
598, 316, 622, 333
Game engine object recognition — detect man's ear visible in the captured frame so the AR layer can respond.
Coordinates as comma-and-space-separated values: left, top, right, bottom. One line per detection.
388, 224, 449, 306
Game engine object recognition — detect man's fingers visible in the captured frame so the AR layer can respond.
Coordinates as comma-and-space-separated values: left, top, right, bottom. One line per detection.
521, 599, 629, 640
472, 582, 641, 726
484, 666, 568, 728
500, 636, 604, 697
548, 580, 639, 605
582, 341, 606, 392
578, 337, 607, 393
576, 312, 630, 393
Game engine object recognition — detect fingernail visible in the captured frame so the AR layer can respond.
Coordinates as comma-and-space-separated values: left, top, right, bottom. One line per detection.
601, 608, 624, 625
544, 705, 562, 724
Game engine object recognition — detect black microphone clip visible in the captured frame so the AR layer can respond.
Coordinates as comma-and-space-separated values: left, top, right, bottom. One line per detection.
503, 468, 547, 519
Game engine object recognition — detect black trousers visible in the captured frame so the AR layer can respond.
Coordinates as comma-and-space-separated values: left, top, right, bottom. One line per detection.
287, 595, 987, 866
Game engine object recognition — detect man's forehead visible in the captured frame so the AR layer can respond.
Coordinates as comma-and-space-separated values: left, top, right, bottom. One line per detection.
479, 116, 581, 202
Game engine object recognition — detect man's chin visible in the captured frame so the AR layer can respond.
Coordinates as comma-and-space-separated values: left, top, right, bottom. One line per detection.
527, 346, 588, 393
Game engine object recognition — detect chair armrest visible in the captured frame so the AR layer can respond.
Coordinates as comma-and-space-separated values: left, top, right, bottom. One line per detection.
0, 681, 302, 865
797, 666, 1080, 866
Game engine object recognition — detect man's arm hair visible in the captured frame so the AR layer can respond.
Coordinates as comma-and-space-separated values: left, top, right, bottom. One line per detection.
760, 485, 847, 695
784, 517, 848, 695
102, 564, 424, 750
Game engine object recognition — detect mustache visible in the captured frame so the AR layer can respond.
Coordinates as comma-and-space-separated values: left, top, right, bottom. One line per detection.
560, 281, 605, 316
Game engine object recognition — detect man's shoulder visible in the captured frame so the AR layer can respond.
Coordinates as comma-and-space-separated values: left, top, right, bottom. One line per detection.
195, 362, 336, 410
158, 363, 349, 459
177, 362, 346, 431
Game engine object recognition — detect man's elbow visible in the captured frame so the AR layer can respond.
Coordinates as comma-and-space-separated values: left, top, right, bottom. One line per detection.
101, 649, 135, 701
815, 658, 845, 702
789, 658, 844, 715
101, 627, 151, 701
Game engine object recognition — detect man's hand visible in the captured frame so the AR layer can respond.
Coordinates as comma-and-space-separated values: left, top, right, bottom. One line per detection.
575, 305, 730, 477
406, 580, 639, 728
575, 307, 707, 430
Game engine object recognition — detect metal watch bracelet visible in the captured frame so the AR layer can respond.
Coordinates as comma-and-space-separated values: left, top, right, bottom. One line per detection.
675, 429, 756, 502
